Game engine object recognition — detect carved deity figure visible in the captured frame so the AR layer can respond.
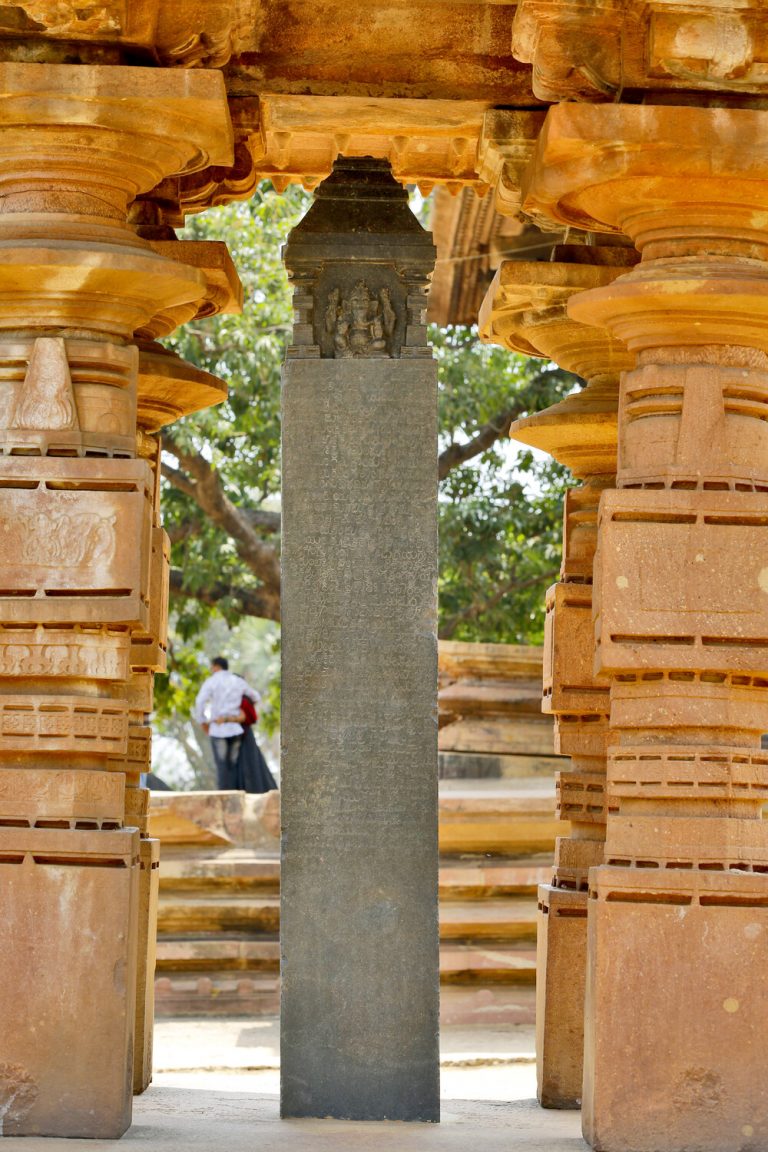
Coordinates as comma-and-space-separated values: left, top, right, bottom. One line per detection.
325, 281, 396, 358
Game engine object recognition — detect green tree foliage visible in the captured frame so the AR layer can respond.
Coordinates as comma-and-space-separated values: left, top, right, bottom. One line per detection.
433, 326, 572, 643
156, 184, 578, 734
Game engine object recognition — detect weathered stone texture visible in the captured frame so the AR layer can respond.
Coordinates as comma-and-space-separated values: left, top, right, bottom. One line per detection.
0, 60, 238, 1135
523, 99, 768, 1151
280, 157, 439, 1122
281, 354, 439, 1121
0, 827, 139, 1138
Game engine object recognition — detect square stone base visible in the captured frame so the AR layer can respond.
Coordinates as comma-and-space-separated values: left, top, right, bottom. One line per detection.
583, 866, 768, 1152
0, 826, 139, 1138
536, 884, 588, 1109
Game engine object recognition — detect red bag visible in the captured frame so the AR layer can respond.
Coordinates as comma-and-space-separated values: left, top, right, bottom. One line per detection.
240, 695, 257, 727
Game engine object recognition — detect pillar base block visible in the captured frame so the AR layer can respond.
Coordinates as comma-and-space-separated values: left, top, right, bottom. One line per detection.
584, 865, 768, 1152
0, 826, 139, 1138
536, 883, 588, 1110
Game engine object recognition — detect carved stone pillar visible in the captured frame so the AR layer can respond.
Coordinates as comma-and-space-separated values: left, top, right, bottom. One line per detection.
524, 101, 768, 1152
281, 157, 439, 1121
480, 248, 634, 1107
0, 62, 232, 1138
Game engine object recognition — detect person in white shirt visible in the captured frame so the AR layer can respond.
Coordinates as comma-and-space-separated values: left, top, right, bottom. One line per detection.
193, 656, 261, 789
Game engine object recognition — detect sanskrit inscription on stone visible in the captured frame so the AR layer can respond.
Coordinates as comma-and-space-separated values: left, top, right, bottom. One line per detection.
325, 281, 396, 359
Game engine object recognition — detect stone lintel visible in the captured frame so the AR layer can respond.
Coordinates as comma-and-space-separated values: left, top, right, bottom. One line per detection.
250, 94, 491, 196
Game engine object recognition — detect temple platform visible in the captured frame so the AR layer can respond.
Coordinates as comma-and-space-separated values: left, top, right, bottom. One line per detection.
1, 1088, 583, 1151
2, 1019, 585, 1151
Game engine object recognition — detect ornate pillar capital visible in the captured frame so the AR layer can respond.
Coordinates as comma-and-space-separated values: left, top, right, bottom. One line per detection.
480, 257, 634, 398
0, 62, 234, 341
523, 103, 768, 254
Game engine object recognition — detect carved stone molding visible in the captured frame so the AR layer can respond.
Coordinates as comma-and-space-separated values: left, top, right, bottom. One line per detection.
513, 0, 768, 102
476, 109, 548, 220
283, 156, 436, 361
248, 94, 489, 196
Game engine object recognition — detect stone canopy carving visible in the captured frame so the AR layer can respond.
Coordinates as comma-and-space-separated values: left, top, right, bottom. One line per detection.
282, 156, 436, 361
325, 281, 396, 359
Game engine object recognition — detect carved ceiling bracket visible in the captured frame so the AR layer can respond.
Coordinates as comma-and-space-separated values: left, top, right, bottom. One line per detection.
513, 0, 768, 103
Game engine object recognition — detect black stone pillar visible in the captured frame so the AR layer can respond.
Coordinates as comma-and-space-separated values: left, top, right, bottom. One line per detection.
280, 157, 439, 1121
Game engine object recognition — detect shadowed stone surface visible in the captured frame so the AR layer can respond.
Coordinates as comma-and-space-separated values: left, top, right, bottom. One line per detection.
280, 158, 439, 1122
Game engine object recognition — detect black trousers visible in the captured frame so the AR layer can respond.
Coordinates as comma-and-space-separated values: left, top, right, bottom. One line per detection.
210, 734, 244, 790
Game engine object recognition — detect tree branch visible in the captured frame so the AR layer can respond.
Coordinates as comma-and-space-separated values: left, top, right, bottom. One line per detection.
169, 568, 280, 623
439, 568, 559, 639
243, 507, 281, 534
163, 460, 281, 536
438, 407, 518, 481
166, 520, 202, 546
162, 435, 281, 592
161, 460, 198, 500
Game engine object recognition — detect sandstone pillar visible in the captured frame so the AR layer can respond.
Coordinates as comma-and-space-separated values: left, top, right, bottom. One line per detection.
0, 62, 232, 1138
280, 157, 440, 1121
480, 246, 633, 1107
524, 102, 768, 1152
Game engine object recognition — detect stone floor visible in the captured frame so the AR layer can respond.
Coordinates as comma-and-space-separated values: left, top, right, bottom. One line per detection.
5, 1020, 587, 1152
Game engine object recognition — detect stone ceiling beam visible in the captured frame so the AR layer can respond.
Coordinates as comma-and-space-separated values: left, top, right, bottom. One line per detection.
248, 95, 491, 195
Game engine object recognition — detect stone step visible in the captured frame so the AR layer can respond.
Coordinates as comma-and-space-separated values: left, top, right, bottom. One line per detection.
440, 942, 537, 984
439, 855, 552, 898
158, 853, 280, 893
439, 715, 556, 757
157, 893, 280, 935
156, 936, 280, 973
157, 893, 537, 942
157, 854, 550, 900
156, 936, 536, 984
439, 682, 543, 715
438, 786, 565, 855
439, 898, 538, 942
439, 750, 565, 780
154, 971, 281, 1018
153, 971, 537, 1024
158, 857, 550, 898
439, 984, 537, 1027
